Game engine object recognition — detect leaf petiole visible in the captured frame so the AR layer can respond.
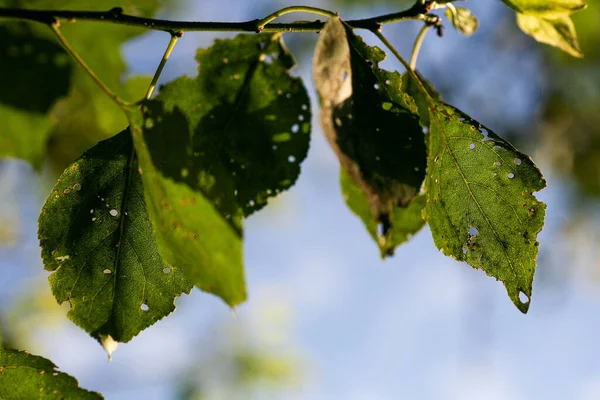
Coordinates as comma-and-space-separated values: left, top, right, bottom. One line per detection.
49, 21, 132, 109
256, 6, 337, 31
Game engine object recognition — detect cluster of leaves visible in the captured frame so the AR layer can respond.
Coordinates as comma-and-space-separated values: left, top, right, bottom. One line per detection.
0, 0, 589, 396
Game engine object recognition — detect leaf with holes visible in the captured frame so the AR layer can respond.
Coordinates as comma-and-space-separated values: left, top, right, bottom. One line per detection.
314, 17, 426, 247
128, 33, 310, 305
425, 102, 546, 313
38, 130, 192, 357
0, 348, 102, 399
341, 170, 426, 257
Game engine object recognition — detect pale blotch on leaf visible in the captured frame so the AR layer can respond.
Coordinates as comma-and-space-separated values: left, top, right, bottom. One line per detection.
98, 333, 119, 362
109, 209, 118, 217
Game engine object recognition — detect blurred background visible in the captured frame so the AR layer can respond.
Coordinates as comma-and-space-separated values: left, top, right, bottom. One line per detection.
1, 0, 600, 398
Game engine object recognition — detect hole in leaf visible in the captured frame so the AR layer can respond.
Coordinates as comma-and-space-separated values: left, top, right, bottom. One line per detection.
377, 223, 386, 237
385, 79, 391, 85
288, 155, 296, 163
508, 173, 515, 179
518, 291, 529, 303
298, 114, 305, 121
291, 124, 299, 133
163, 267, 171, 274
469, 143, 475, 150
140, 303, 149, 311
373, 83, 379, 89
493, 146, 500, 151
469, 227, 478, 237
495, 161, 501, 167
109, 209, 118, 217
301, 104, 308, 110
462, 247, 467, 254
341, 71, 348, 81
514, 158, 522, 166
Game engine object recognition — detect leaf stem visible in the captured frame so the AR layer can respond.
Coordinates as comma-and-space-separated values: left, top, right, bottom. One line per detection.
0, 3, 432, 33
256, 6, 337, 31
144, 32, 181, 100
410, 25, 430, 70
49, 21, 130, 108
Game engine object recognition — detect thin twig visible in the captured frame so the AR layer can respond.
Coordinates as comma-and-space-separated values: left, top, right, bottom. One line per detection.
256, 6, 337, 31
0, 4, 432, 33
49, 21, 130, 108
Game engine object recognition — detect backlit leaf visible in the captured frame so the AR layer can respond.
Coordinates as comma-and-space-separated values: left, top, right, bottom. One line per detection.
128, 33, 311, 305
501, 0, 586, 17
313, 17, 425, 245
0, 348, 102, 399
38, 130, 192, 355
341, 170, 426, 257
516, 13, 583, 58
445, 7, 479, 36
425, 102, 546, 313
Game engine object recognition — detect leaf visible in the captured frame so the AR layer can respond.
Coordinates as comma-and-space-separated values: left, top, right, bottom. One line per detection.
425, 102, 546, 313
0, 348, 102, 399
313, 17, 426, 242
516, 13, 583, 58
0, 22, 71, 113
341, 170, 426, 257
401, 69, 442, 129
501, 0, 586, 17
0, 22, 71, 167
128, 33, 311, 306
445, 7, 479, 36
0, 0, 164, 171
38, 130, 192, 356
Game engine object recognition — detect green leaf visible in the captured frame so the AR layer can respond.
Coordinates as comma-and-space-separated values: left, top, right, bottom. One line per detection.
0, 22, 71, 167
341, 170, 426, 257
313, 17, 426, 242
0, 348, 102, 399
128, 33, 311, 306
425, 102, 546, 313
501, 0, 586, 17
516, 13, 583, 58
0, 106, 53, 169
38, 130, 192, 357
401, 70, 442, 129
0, 22, 71, 113
445, 7, 479, 36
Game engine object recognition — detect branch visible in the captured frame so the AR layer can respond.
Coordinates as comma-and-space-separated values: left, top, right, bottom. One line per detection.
0, 3, 433, 33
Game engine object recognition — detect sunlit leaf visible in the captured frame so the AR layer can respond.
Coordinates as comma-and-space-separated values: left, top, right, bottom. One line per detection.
501, 0, 586, 17
516, 13, 583, 58
0, 348, 102, 399
38, 130, 192, 355
313, 17, 425, 246
426, 102, 546, 313
128, 33, 310, 305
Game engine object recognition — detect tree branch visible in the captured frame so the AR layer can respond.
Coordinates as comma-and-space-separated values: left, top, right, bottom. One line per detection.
0, 3, 432, 33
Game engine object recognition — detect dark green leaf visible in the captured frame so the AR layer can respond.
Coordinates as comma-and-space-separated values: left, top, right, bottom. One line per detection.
128, 33, 311, 305
38, 130, 192, 357
341, 170, 426, 257
0, 22, 71, 113
314, 17, 426, 241
0, 348, 102, 399
425, 102, 546, 313
0, 22, 71, 167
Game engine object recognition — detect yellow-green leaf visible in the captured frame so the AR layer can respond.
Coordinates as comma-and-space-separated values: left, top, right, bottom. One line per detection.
516, 13, 583, 58
502, 0, 586, 17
